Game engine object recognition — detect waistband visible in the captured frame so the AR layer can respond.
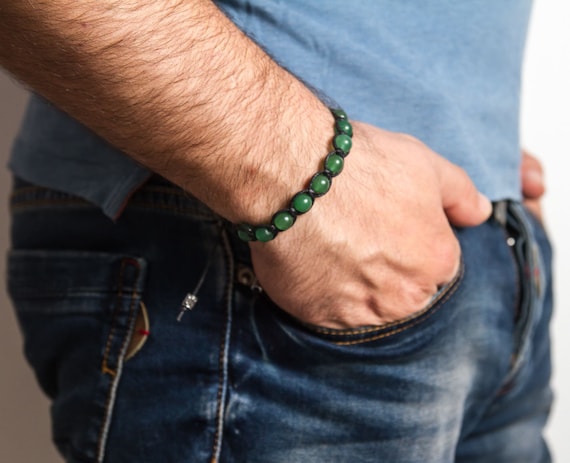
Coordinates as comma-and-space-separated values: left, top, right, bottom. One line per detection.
10, 175, 542, 247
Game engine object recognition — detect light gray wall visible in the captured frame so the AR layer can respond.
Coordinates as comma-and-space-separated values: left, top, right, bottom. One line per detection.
0, 73, 62, 462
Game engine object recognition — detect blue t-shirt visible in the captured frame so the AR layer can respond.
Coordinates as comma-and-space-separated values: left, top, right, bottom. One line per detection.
9, 0, 533, 218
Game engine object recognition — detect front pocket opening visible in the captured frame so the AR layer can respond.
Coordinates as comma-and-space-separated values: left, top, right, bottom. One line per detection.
125, 301, 150, 361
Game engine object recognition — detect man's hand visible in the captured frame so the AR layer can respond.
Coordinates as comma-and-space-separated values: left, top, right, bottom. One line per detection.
521, 150, 545, 223
0, 1, 493, 329
250, 122, 492, 329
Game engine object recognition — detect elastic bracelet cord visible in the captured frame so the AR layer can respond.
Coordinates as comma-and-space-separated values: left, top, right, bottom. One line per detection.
235, 107, 353, 242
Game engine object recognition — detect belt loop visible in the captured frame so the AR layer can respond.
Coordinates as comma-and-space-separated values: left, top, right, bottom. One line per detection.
493, 200, 509, 227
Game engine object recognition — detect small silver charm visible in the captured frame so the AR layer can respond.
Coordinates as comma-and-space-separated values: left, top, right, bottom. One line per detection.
176, 240, 219, 322
177, 293, 199, 322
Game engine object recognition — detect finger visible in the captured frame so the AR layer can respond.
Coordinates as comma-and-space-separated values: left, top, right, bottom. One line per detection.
523, 198, 543, 224
521, 150, 545, 199
437, 158, 492, 227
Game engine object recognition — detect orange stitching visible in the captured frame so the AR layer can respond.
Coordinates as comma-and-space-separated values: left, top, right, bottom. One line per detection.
310, 261, 465, 336
10, 184, 186, 201
10, 198, 92, 209
101, 259, 126, 376
10, 185, 219, 219
101, 365, 116, 377
10, 196, 218, 219
10, 184, 183, 197
334, 266, 465, 346
96, 258, 141, 462
139, 185, 188, 196
9, 186, 46, 197
116, 259, 142, 362
127, 200, 217, 218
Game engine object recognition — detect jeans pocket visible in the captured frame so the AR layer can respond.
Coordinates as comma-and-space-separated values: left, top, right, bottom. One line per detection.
7, 250, 147, 463
262, 256, 465, 347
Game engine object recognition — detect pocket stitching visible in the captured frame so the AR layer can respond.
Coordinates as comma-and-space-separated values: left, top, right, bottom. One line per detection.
308, 259, 465, 337
96, 257, 142, 463
101, 258, 140, 377
334, 262, 464, 345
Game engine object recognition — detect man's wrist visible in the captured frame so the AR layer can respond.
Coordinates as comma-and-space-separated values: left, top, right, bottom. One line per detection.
0, 0, 337, 224
235, 107, 353, 242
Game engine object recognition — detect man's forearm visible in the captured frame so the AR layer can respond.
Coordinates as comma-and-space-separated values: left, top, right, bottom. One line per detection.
0, 0, 496, 330
0, 0, 331, 221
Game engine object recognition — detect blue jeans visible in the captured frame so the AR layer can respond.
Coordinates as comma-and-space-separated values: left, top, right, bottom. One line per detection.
7, 176, 553, 463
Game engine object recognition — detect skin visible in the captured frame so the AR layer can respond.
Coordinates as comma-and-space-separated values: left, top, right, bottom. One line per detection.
1, 1, 503, 328
521, 150, 545, 222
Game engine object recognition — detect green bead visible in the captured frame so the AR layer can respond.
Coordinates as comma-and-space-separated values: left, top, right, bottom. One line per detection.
255, 226, 276, 242
335, 119, 353, 137
237, 229, 252, 242
331, 108, 348, 120
310, 173, 331, 195
334, 134, 352, 154
272, 210, 295, 231
237, 224, 254, 242
291, 192, 313, 214
325, 153, 344, 176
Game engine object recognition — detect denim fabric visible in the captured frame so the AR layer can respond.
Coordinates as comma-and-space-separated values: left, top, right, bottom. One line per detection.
7, 177, 553, 463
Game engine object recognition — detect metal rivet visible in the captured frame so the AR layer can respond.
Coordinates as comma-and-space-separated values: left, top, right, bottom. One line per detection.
506, 237, 516, 247
237, 265, 256, 286
236, 265, 263, 293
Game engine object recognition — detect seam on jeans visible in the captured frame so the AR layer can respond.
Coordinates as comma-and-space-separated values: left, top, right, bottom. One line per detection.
310, 261, 464, 336
96, 258, 141, 463
210, 230, 233, 463
502, 225, 521, 325
9, 184, 184, 200
10, 184, 188, 199
499, 204, 538, 390
11, 290, 138, 299
10, 185, 219, 219
333, 263, 464, 346
11, 198, 93, 210
137, 185, 193, 196
10, 184, 187, 198
10, 185, 45, 195
11, 196, 217, 220
101, 259, 126, 377
9, 185, 65, 199
126, 202, 217, 219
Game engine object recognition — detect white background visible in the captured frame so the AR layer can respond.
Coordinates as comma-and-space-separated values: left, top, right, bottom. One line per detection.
0, 1, 569, 461
522, 0, 570, 459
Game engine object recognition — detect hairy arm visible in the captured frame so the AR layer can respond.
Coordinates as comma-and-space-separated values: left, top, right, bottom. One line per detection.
0, 0, 492, 327
0, 0, 331, 222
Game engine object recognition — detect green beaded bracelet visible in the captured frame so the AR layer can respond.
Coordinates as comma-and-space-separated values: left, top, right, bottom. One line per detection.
236, 107, 353, 243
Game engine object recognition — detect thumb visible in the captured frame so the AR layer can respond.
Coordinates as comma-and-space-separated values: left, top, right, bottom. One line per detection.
436, 157, 492, 227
